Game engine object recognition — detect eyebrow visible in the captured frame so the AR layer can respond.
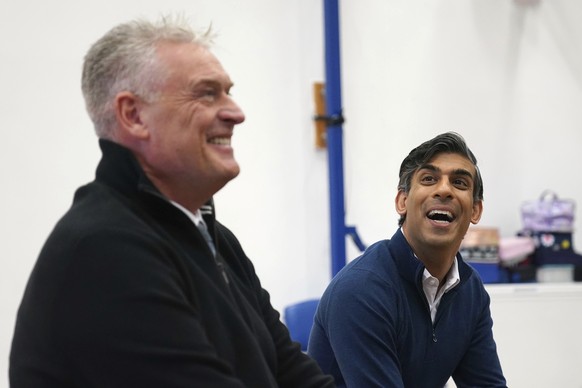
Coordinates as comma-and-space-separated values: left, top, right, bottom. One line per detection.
188, 77, 234, 90
419, 164, 474, 181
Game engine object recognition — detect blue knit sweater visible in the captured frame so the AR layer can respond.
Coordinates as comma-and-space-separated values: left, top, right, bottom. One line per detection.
308, 229, 506, 387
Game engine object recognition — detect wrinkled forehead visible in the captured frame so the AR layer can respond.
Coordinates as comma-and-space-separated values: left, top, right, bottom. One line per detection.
154, 41, 232, 86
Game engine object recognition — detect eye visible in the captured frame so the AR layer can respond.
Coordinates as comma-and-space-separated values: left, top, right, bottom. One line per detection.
201, 88, 217, 99
453, 178, 469, 189
191, 84, 220, 101
421, 175, 436, 184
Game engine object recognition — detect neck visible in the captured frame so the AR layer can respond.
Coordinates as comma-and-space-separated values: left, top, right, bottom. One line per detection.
155, 183, 214, 214
125, 142, 225, 214
137, 167, 223, 215
401, 228, 457, 282
417, 251, 455, 283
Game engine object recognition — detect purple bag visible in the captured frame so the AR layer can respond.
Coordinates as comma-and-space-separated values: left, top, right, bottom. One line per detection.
521, 191, 575, 232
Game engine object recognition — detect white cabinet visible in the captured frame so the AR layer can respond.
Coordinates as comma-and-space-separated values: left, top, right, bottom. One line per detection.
487, 283, 582, 388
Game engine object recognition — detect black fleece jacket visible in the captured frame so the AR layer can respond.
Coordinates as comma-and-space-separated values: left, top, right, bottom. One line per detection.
10, 140, 335, 388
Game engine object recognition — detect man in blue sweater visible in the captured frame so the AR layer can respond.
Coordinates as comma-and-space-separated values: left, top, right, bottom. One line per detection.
308, 132, 507, 387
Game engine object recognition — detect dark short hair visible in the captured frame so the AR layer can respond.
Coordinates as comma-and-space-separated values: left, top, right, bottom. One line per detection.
397, 132, 483, 226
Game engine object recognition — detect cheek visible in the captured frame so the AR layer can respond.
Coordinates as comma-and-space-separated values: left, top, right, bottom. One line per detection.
181, 102, 204, 126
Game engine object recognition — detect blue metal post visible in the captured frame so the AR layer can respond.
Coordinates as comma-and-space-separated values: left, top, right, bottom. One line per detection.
323, 0, 347, 277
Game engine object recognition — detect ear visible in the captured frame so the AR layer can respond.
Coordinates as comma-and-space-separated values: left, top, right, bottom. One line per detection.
470, 200, 483, 225
395, 190, 408, 218
114, 91, 149, 140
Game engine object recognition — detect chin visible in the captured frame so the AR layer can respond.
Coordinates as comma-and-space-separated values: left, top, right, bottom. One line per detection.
230, 164, 241, 177
223, 166, 240, 181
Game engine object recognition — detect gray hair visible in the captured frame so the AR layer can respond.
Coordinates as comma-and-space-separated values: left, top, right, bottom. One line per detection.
81, 15, 213, 139
397, 132, 484, 226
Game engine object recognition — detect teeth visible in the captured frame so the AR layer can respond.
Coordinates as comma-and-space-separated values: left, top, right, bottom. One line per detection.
428, 210, 453, 223
208, 138, 230, 146
429, 210, 452, 217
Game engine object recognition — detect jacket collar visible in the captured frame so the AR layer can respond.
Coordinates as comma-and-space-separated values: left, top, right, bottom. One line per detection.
95, 139, 157, 196
389, 228, 473, 287
95, 139, 216, 222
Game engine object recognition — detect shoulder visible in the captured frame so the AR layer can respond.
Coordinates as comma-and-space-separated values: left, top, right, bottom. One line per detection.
214, 220, 242, 248
455, 257, 492, 308
333, 240, 395, 286
318, 240, 402, 315
458, 257, 488, 292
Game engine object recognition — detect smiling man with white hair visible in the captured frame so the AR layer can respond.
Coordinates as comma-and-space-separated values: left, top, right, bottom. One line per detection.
10, 16, 334, 388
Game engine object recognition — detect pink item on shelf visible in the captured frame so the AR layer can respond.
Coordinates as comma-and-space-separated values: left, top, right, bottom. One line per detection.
498, 236, 535, 266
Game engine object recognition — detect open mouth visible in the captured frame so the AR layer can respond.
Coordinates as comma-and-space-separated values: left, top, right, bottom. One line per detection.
208, 137, 231, 146
427, 209, 454, 224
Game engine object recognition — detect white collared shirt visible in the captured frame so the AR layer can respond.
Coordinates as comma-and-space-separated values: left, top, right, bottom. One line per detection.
400, 228, 461, 323
170, 201, 204, 227
422, 258, 460, 323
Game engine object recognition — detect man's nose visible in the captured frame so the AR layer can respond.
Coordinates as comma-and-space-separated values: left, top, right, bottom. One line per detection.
219, 97, 245, 124
434, 179, 453, 198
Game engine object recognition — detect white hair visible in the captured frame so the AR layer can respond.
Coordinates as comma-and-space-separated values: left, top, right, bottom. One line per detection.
81, 15, 214, 139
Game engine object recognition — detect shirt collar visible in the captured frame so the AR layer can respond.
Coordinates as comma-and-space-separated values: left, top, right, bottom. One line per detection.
422, 256, 460, 292
401, 226, 461, 289
170, 201, 203, 226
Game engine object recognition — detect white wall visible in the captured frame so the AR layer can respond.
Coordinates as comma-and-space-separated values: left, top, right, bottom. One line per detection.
2, 1, 581, 387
